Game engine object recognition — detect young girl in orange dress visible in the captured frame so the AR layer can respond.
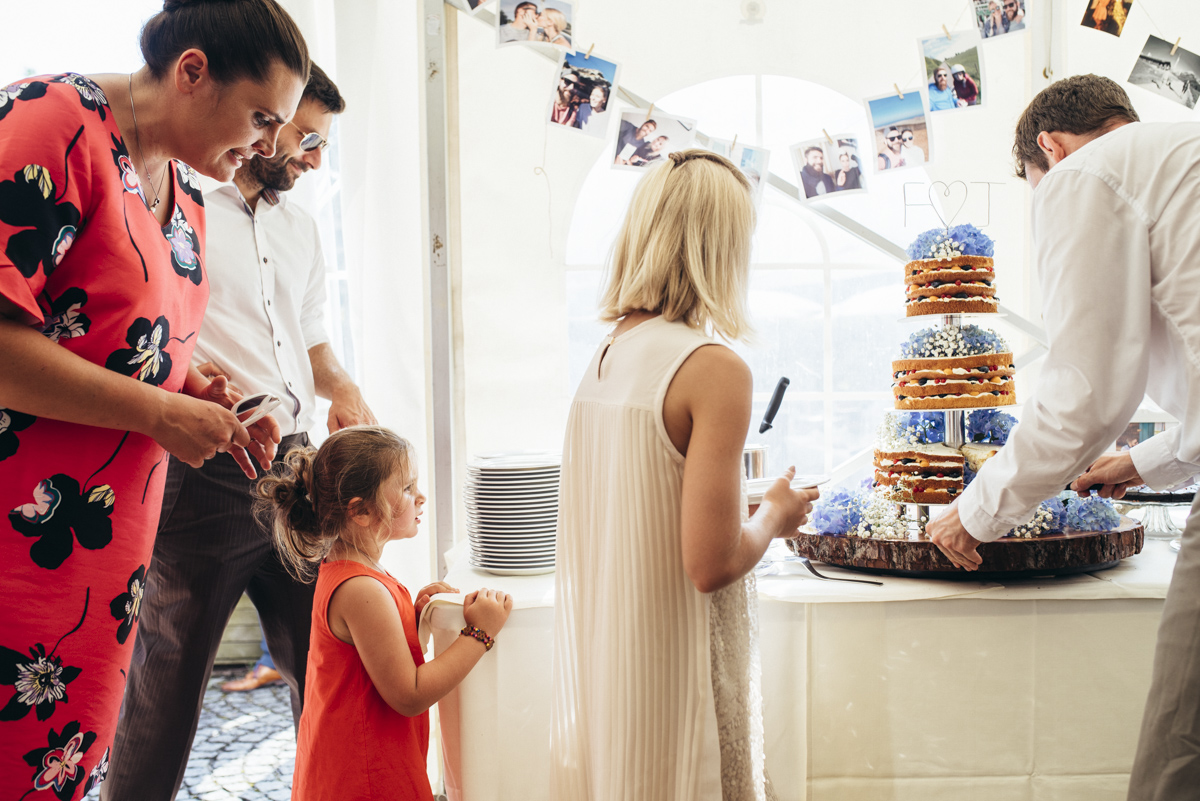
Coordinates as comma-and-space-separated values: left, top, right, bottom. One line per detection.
257, 426, 512, 800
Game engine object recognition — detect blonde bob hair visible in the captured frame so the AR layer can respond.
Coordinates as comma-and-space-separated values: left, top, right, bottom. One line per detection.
599, 149, 756, 341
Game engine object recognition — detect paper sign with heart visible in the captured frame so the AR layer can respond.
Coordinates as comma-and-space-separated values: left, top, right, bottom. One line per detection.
928, 181, 969, 229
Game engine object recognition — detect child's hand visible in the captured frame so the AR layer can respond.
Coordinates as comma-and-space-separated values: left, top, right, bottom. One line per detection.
414, 581, 459, 616
462, 588, 514, 637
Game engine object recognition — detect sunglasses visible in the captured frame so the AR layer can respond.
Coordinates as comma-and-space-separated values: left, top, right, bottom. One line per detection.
1004, 1, 1017, 7
886, 134, 901, 141
231, 392, 283, 427
902, 135, 914, 141
289, 121, 330, 152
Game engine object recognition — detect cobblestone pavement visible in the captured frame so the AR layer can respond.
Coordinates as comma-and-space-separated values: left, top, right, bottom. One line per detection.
86, 668, 297, 801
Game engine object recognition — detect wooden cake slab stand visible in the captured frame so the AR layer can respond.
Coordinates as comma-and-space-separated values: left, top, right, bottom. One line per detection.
785, 517, 1144, 581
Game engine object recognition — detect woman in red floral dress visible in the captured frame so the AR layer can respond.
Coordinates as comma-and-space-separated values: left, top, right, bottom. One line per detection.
0, 1, 311, 798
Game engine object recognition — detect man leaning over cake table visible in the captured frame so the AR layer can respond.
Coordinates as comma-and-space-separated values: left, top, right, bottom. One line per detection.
103, 64, 376, 801
925, 74, 1200, 801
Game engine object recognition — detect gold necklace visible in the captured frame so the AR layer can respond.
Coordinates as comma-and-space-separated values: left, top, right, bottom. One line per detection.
128, 73, 166, 211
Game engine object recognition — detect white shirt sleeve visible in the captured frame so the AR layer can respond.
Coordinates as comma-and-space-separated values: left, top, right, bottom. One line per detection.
1129, 426, 1200, 490
300, 217, 330, 351
957, 169, 1153, 542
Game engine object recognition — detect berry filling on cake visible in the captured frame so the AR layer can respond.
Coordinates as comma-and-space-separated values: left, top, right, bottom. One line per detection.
904, 226, 999, 317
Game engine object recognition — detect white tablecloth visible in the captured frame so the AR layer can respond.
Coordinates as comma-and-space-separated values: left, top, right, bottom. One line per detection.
426, 539, 1178, 801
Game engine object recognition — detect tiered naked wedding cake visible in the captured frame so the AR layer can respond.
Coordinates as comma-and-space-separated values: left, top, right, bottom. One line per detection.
811, 224, 1122, 541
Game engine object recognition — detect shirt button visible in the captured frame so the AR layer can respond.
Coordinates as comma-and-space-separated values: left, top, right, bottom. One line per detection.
276, 340, 282, 347
263, 257, 268, 264
267, 300, 271, 306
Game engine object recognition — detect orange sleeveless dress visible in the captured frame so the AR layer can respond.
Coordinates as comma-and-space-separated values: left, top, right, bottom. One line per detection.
292, 560, 432, 801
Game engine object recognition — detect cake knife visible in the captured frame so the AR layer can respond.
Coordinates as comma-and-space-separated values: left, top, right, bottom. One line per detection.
759, 377, 790, 434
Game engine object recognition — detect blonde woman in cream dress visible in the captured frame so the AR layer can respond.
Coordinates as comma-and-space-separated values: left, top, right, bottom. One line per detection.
551, 149, 819, 801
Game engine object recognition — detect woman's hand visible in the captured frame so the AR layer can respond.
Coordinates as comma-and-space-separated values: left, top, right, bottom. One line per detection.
462, 588, 513, 637
761, 466, 820, 538
414, 581, 459, 616
197, 372, 280, 475
148, 392, 253, 470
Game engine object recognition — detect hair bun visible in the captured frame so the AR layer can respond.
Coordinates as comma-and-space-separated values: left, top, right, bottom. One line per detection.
669, 151, 686, 165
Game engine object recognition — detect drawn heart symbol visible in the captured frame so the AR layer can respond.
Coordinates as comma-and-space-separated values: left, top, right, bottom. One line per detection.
928, 180, 969, 229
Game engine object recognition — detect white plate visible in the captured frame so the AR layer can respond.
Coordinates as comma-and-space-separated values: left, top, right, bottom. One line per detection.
468, 530, 557, 540
470, 557, 557, 568
469, 547, 556, 558
469, 534, 556, 544
745, 475, 829, 505
468, 451, 561, 469
465, 489, 560, 501
476, 564, 556, 576
467, 526, 557, 536
466, 504, 559, 515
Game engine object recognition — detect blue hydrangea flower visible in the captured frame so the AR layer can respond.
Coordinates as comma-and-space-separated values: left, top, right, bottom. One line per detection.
967, 409, 1018, 444
905, 224, 995, 260
1065, 495, 1121, 531
963, 461, 977, 487
888, 412, 945, 444
900, 324, 1008, 359
1043, 496, 1067, 530
948, 224, 995, 257
812, 488, 865, 535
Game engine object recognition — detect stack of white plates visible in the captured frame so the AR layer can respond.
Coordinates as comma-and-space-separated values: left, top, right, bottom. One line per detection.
466, 452, 560, 576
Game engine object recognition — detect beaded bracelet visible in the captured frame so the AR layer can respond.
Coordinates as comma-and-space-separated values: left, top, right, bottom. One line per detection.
460, 625, 495, 651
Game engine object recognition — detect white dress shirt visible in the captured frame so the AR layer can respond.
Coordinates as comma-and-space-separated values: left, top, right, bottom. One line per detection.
192, 185, 329, 437
959, 121, 1200, 542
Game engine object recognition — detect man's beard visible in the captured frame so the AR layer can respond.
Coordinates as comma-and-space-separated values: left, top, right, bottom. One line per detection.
243, 153, 303, 194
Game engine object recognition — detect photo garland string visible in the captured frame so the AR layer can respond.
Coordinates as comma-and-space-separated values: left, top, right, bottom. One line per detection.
463, 0, 1193, 217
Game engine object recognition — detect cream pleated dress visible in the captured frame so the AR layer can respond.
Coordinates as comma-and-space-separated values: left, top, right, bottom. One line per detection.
551, 316, 775, 801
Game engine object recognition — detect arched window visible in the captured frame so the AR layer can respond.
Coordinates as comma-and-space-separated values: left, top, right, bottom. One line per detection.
566, 75, 928, 477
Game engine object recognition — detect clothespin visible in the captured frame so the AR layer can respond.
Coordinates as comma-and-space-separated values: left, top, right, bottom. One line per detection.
644, 103, 655, 123
731, 134, 738, 151
585, 43, 594, 59
942, 24, 952, 40
894, 83, 905, 99
823, 129, 834, 144
1172, 37, 1182, 55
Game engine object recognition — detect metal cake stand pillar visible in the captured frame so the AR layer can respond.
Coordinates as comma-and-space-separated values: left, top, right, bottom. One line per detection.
903, 314, 966, 535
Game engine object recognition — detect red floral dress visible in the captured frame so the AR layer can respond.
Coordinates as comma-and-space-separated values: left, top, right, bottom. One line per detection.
0, 74, 208, 800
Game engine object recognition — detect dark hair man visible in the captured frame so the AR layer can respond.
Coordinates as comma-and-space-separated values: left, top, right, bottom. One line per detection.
927, 74, 1200, 801
800, 145, 835, 197
104, 65, 375, 800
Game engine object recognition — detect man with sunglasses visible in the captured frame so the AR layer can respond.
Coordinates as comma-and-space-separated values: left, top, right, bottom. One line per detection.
877, 127, 907, 170
1004, 0, 1026, 31
105, 64, 375, 801
928, 64, 963, 111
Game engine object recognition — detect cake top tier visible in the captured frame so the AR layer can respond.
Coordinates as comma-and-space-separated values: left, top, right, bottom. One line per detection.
900, 324, 1009, 359
906, 224, 995, 261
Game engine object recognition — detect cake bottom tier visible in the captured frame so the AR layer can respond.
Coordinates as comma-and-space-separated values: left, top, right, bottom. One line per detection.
906, 298, 998, 316
895, 392, 1017, 410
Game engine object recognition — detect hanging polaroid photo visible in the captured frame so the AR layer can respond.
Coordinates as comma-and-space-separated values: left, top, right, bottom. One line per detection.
612, 110, 697, 172
1081, 0, 1133, 37
975, 0, 1028, 38
497, 0, 575, 51
919, 31, 985, 111
790, 135, 865, 200
702, 139, 768, 201
464, 0, 494, 12
732, 145, 771, 204
864, 90, 930, 172
1128, 35, 1200, 109
548, 50, 620, 139
706, 138, 734, 159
